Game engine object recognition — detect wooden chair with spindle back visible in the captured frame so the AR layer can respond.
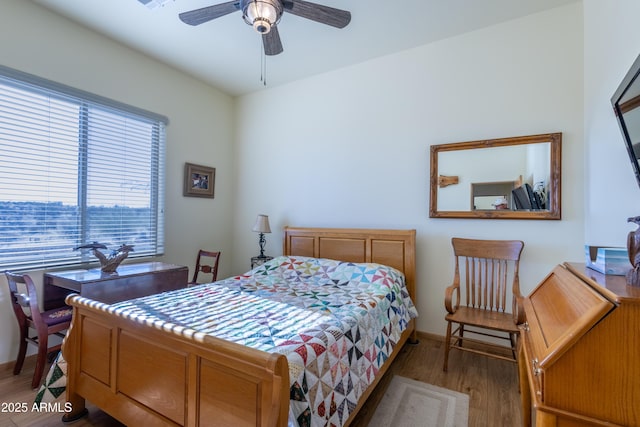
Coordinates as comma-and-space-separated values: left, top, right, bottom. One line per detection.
189, 249, 221, 285
443, 237, 525, 372
4, 271, 72, 389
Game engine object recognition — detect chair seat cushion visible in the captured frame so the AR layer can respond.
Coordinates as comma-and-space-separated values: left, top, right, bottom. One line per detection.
42, 306, 72, 326
445, 306, 519, 333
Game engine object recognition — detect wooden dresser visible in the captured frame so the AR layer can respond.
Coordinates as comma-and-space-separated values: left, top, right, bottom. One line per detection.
519, 262, 640, 427
43, 262, 188, 310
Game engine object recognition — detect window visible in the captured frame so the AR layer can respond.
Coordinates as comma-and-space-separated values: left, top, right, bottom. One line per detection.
0, 66, 166, 271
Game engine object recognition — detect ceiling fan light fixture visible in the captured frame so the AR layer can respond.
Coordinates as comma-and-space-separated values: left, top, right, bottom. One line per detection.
242, 0, 283, 34
253, 18, 271, 34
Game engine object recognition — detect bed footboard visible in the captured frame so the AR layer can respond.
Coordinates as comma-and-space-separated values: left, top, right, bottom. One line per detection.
62, 295, 289, 427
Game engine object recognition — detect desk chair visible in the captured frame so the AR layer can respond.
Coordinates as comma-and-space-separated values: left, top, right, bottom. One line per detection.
190, 250, 221, 285
443, 238, 525, 372
5, 271, 72, 389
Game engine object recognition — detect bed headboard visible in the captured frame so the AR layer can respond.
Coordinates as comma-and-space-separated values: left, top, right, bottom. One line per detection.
283, 227, 416, 301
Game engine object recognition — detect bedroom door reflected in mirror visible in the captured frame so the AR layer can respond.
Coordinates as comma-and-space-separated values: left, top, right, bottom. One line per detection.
430, 133, 561, 219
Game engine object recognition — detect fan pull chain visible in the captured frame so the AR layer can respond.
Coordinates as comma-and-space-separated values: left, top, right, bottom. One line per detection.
261, 45, 267, 86
258, 35, 264, 86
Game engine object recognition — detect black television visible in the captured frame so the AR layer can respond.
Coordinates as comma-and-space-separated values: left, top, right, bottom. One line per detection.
612, 53, 640, 191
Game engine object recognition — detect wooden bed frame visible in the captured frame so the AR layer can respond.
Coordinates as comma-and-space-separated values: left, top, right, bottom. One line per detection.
62, 227, 417, 427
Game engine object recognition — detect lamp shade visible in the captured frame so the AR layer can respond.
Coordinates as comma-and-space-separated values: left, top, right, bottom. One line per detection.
252, 214, 271, 233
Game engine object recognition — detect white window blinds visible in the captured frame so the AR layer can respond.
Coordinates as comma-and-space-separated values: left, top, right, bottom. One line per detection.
0, 66, 166, 271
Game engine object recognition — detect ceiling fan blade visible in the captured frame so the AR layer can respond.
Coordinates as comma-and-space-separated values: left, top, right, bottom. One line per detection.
179, 1, 241, 26
263, 25, 284, 56
282, 0, 351, 28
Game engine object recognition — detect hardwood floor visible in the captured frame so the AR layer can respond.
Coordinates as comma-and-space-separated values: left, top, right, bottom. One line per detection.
0, 333, 522, 427
351, 333, 522, 427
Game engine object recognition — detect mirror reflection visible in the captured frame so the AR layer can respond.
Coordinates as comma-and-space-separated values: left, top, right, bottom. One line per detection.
429, 133, 561, 219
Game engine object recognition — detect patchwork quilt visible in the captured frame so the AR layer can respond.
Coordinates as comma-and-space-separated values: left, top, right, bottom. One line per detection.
37, 256, 418, 427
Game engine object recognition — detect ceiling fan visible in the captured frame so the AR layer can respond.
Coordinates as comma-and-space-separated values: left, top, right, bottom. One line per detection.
178, 0, 351, 56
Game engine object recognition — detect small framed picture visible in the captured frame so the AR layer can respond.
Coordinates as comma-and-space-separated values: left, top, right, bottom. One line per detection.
184, 162, 215, 198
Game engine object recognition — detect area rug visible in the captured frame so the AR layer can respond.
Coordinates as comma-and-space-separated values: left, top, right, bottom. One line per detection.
368, 376, 469, 427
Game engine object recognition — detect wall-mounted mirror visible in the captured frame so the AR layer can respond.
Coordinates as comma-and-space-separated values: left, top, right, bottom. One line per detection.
430, 133, 561, 219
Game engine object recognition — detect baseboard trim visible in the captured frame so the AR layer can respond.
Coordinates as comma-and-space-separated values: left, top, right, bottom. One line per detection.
416, 330, 445, 342
0, 353, 37, 372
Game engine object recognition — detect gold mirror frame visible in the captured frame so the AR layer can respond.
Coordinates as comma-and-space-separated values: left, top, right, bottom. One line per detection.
429, 133, 561, 219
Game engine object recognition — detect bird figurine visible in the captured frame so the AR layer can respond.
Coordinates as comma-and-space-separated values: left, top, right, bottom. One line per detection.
627, 216, 640, 286
74, 241, 108, 251
74, 242, 134, 273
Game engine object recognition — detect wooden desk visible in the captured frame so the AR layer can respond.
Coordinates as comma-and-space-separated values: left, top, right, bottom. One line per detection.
519, 262, 640, 427
43, 262, 188, 310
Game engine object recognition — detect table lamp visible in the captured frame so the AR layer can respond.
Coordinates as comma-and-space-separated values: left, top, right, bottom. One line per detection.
252, 214, 271, 257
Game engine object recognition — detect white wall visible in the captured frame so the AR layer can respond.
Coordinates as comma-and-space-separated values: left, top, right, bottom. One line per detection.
233, 4, 585, 337
0, 0, 236, 364
584, 0, 640, 245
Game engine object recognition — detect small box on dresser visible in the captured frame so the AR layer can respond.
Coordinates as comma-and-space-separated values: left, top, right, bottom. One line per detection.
584, 245, 629, 275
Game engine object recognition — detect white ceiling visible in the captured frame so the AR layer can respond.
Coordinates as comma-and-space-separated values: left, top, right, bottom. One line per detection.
31, 0, 579, 96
